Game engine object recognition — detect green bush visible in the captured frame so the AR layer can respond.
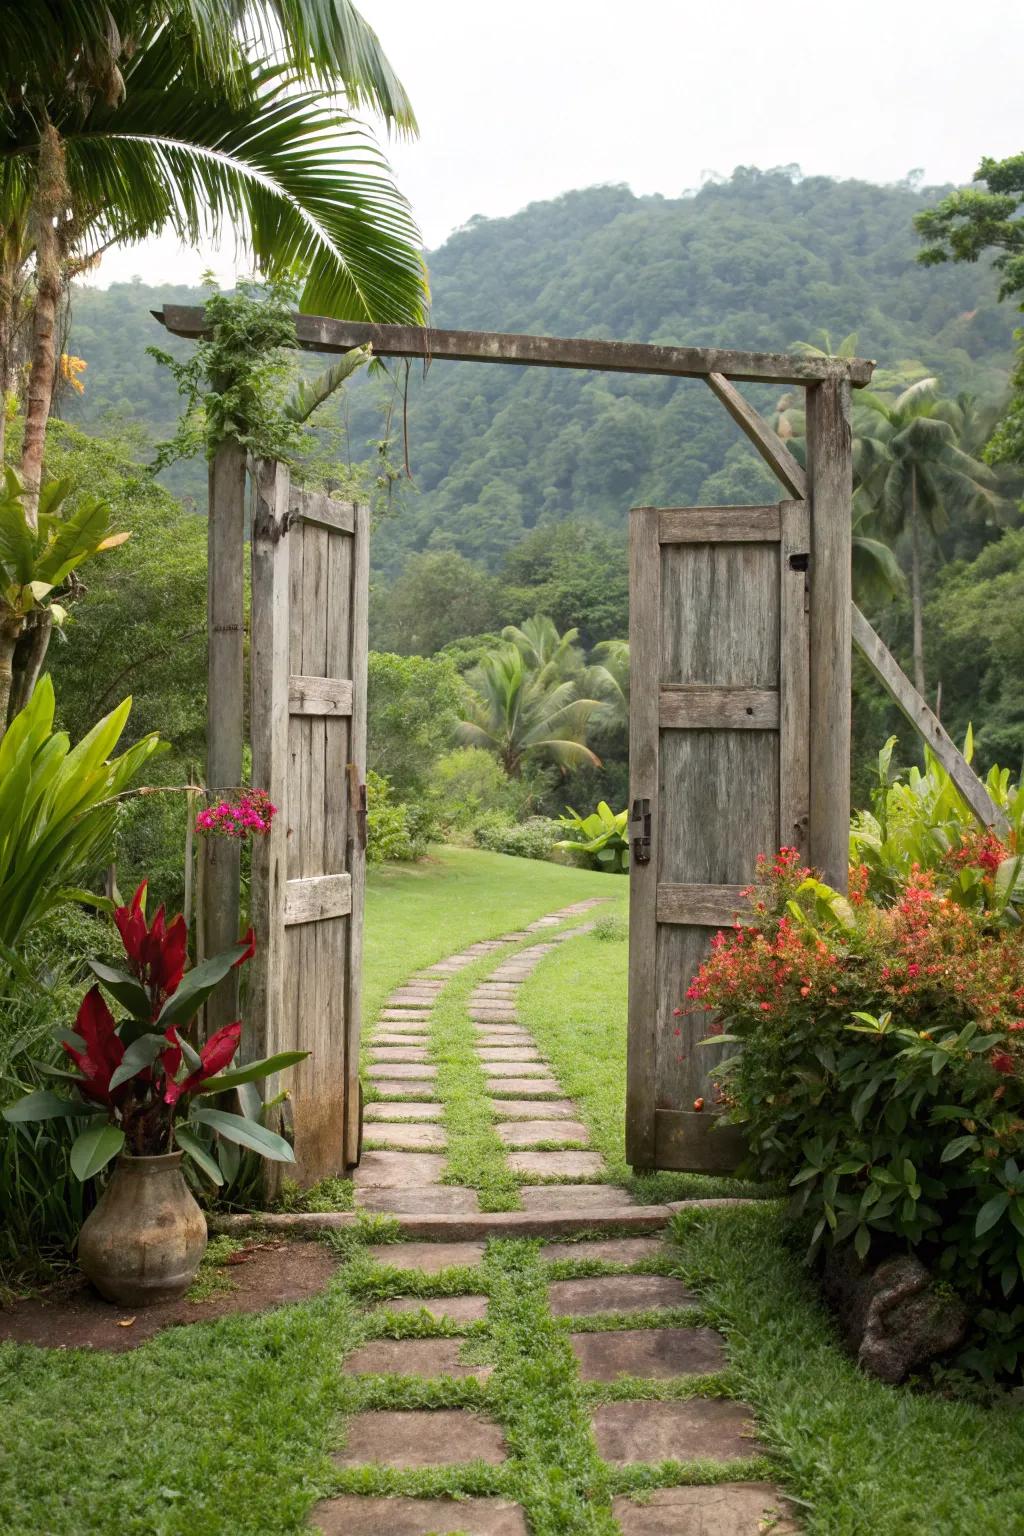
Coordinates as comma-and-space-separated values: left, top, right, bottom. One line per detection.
689, 844, 1024, 1380
556, 800, 629, 872
365, 770, 433, 864
428, 746, 542, 838
367, 651, 463, 798
473, 815, 561, 861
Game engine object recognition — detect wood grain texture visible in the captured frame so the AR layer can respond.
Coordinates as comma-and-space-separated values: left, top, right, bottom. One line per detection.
291, 489, 355, 533
284, 872, 353, 925
160, 306, 875, 385
288, 675, 353, 716
705, 373, 809, 498
202, 441, 245, 1031
653, 1110, 748, 1173
852, 605, 1009, 835
248, 458, 291, 1082
660, 685, 779, 730
655, 505, 780, 544
627, 507, 661, 1169
344, 503, 370, 1168
656, 883, 753, 927
779, 500, 811, 858
659, 731, 779, 886
806, 376, 853, 889
660, 542, 779, 687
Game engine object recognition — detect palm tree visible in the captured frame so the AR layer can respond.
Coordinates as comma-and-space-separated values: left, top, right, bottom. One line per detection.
458, 643, 602, 779
586, 638, 630, 737
1, 1, 425, 523
501, 615, 584, 677
855, 379, 1010, 693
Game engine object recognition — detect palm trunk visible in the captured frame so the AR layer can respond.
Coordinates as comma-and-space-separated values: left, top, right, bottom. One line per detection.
7, 607, 53, 721
910, 466, 926, 696
19, 123, 67, 530
0, 618, 23, 733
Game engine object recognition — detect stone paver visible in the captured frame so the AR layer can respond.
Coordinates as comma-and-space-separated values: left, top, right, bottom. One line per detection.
469, 1007, 519, 1021
497, 1119, 590, 1146
343, 1338, 492, 1380
520, 1184, 636, 1210
490, 1098, 579, 1119
381, 1294, 489, 1324
476, 1048, 545, 1063
486, 1077, 560, 1096
358, 1186, 481, 1215
353, 1151, 446, 1187
548, 1274, 693, 1316
367, 1242, 486, 1272
484, 1061, 552, 1077
311, 1496, 529, 1536
540, 1236, 667, 1265
475, 1032, 535, 1046
333, 1409, 506, 1467
379, 1010, 433, 1024
592, 1399, 763, 1465
365, 1101, 445, 1121
366, 1062, 437, 1080
365, 1080, 438, 1100
611, 1484, 799, 1535
363, 1122, 447, 1150
372, 1032, 432, 1045
369, 1046, 431, 1062
570, 1326, 726, 1381
508, 1150, 605, 1178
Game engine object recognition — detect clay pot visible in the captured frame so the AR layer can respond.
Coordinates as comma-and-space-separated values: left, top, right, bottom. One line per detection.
78, 1152, 207, 1306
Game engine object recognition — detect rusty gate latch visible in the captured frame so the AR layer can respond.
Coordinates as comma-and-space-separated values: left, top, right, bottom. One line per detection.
630, 797, 652, 865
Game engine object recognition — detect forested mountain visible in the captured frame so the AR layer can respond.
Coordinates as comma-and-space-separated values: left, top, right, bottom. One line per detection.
63, 167, 1014, 574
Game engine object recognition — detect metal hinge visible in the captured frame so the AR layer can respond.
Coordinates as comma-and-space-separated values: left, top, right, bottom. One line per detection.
630, 796, 652, 865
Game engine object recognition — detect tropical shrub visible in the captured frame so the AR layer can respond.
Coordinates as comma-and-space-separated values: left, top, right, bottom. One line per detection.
367, 650, 463, 797
428, 747, 543, 838
2, 881, 306, 1187
686, 847, 1024, 1378
556, 801, 629, 872
474, 815, 561, 861
365, 770, 433, 864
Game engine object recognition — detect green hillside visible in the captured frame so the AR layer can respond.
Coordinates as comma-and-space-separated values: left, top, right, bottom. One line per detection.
63, 167, 1014, 574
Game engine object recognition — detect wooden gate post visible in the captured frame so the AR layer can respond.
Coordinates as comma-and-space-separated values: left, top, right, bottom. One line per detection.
202, 440, 246, 1028
805, 374, 853, 891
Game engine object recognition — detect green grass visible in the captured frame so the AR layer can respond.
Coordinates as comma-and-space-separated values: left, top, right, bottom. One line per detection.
516, 907, 762, 1203
670, 1201, 1024, 1535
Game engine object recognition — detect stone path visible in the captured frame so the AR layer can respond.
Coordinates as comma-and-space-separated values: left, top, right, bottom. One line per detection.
309, 904, 796, 1535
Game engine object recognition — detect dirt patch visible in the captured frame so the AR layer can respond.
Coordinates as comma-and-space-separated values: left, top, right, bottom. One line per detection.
0, 1240, 337, 1353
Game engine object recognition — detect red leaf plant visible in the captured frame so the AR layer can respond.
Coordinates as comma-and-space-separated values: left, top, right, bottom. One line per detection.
3, 880, 307, 1183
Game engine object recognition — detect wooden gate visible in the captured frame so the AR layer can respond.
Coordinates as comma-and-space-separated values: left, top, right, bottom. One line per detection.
626, 500, 811, 1172
248, 460, 368, 1181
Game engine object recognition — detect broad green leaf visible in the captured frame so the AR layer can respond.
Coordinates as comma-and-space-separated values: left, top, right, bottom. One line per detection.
156, 943, 249, 1029
976, 1192, 1011, 1237
941, 1135, 979, 1163
197, 1050, 309, 1093
70, 1124, 125, 1180
193, 1107, 295, 1162
2, 1089, 100, 1123
108, 1032, 168, 1092
174, 1124, 225, 1185
88, 959, 152, 1019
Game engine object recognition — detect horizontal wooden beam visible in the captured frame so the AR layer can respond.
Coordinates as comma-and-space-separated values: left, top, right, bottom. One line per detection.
284, 873, 353, 926
851, 606, 1009, 835
295, 490, 355, 533
653, 1109, 748, 1173
705, 373, 808, 498
657, 883, 752, 927
157, 306, 875, 387
654, 505, 781, 544
660, 685, 779, 730
288, 675, 353, 717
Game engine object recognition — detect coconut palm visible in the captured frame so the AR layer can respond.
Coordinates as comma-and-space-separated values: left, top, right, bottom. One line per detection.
458, 643, 602, 779
855, 379, 1011, 693
501, 615, 584, 678
586, 638, 630, 738
1, 1, 425, 523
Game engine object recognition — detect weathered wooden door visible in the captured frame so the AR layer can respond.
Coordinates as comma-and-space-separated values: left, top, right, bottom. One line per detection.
626, 501, 810, 1172
249, 462, 368, 1182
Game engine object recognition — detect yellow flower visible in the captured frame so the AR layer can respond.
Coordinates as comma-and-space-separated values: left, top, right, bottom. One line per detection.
60, 353, 87, 394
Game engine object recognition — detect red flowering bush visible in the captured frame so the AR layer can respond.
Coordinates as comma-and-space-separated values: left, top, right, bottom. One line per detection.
3, 882, 305, 1186
686, 849, 1024, 1377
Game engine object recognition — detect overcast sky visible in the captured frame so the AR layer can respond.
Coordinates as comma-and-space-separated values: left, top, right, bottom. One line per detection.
90, 0, 1024, 288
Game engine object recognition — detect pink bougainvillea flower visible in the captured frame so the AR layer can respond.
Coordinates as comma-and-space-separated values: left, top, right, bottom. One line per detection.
63, 986, 125, 1105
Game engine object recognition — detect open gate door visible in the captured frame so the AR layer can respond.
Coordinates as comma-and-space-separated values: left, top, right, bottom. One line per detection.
249, 462, 369, 1182
626, 501, 810, 1172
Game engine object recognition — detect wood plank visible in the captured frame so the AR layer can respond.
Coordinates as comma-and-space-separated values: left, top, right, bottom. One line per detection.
660, 685, 779, 730
159, 306, 876, 387
344, 503, 370, 1168
248, 458, 291, 1088
202, 440, 245, 1032
653, 1109, 748, 1174
806, 376, 853, 889
661, 542, 779, 689
295, 489, 355, 533
288, 674, 353, 717
284, 873, 353, 926
656, 883, 752, 928
655, 505, 781, 544
705, 373, 809, 498
852, 605, 1009, 835
779, 500, 811, 858
626, 507, 661, 1170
